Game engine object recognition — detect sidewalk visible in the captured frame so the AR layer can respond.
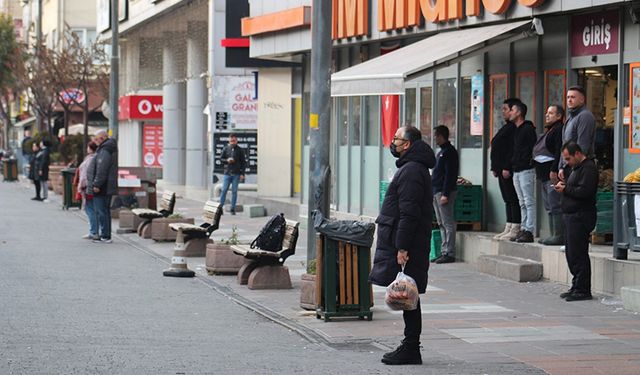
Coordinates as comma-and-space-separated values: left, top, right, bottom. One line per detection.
9, 181, 640, 374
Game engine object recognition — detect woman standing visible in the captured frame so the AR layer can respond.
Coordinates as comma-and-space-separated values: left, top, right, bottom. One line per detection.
78, 141, 98, 239
35, 139, 51, 202
29, 142, 41, 201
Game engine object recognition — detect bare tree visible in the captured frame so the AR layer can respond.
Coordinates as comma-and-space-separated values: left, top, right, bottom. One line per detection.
0, 13, 21, 149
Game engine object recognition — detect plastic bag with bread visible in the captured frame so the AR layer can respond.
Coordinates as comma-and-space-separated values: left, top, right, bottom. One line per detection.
385, 265, 419, 311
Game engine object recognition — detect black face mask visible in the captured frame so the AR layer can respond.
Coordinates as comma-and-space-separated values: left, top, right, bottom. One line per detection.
390, 143, 402, 158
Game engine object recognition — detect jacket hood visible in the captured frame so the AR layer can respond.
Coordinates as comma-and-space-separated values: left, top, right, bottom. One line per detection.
396, 139, 436, 169
99, 138, 118, 153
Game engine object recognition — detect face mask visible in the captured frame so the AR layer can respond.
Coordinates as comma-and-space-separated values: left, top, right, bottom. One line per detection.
390, 144, 401, 158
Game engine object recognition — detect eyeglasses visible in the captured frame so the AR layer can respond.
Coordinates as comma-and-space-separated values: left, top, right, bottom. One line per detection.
392, 136, 407, 143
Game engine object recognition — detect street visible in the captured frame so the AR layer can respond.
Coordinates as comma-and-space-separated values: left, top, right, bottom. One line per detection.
2, 180, 640, 374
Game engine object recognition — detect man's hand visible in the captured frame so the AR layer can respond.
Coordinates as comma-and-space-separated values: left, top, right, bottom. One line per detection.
440, 195, 449, 205
397, 250, 409, 265
93, 187, 100, 193
240, 175, 245, 182
558, 169, 565, 182
492, 171, 498, 178
502, 170, 511, 179
549, 171, 558, 184
553, 181, 565, 193
227, 158, 235, 164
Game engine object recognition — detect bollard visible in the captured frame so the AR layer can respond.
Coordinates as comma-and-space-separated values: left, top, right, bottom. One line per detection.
163, 229, 195, 277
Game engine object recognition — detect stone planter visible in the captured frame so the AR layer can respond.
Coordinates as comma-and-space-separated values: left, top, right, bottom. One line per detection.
300, 273, 317, 311
150, 217, 195, 241
117, 209, 145, 233
48, 164, 65, 194
205, 243, 248, 275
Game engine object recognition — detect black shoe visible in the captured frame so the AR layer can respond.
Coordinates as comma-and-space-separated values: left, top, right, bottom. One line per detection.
431, 255, 443, 263
382, 342, 422, 365
565, 292, 593, 302
435, 255, 455, 264
510, 230, 524, 242
230, 210, 236, 216
516, 230, 534, 243
559, 289, 574, 299
31, 197, 42, 201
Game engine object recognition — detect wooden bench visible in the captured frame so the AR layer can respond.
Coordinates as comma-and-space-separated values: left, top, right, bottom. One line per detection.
232, 219, 299, 289
131, 191, 176, 238
168, 201, 223, 257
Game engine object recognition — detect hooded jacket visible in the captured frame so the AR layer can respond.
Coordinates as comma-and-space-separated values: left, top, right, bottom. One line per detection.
511, 120, 537, 172
369, 139, 436, 294
490, 121, 516, 173
87, 138, 118, 195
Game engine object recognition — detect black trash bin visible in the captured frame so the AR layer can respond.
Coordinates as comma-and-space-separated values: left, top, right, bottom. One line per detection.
614, 182, 640, 259
61, 168, 81, 210
2, 158, 18, 182
313, 211, 375, 322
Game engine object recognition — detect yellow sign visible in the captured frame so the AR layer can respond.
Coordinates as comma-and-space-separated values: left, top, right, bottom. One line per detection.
310, 113, 319, 129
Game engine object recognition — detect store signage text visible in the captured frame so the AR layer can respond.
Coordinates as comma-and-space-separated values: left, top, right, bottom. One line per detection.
119, 95, 163, 121
571, 10, 619, 57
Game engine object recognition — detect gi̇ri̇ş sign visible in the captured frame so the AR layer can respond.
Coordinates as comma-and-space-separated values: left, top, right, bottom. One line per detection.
571, 10, 619, 57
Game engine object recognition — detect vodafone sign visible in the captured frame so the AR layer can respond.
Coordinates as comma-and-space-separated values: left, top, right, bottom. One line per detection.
119, 95, 163, 120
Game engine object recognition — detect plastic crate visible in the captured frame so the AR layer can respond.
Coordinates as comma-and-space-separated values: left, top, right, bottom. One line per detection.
454, 185, 482, 222
430, 229, 442, 261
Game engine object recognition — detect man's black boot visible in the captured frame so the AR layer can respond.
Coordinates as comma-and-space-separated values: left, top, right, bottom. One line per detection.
382, 341, 422, 365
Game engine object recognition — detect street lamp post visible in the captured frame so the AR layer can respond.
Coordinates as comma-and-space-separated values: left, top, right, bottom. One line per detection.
109, 0, 119, 140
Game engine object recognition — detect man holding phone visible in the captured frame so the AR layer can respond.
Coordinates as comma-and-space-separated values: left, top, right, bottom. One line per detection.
219, 134, 246, 215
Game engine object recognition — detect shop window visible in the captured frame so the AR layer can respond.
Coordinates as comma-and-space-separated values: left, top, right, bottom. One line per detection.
460, 77, 482, 148
545, 70, 566, 111
405, 88, 416, 127
364, 96, 379, 146
490, 74, 508, 137
339, 97, 348, 146
419, 87, 432, 145
436, 78, 457, 146
350, 97, 361, 146
516, 72, 536, 124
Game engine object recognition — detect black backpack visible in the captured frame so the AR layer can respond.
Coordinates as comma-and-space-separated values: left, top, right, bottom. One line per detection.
250, 213, 286, 252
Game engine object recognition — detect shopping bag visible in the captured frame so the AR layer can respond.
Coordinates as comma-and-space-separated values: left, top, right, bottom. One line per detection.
385, 265, 419, 311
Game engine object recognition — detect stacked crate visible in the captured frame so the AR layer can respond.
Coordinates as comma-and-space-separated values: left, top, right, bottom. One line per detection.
454, 185, 482, 231
593, 190, 613, 244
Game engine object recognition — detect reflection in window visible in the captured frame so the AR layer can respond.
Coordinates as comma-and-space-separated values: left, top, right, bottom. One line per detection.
490, 74, 508, 137
351, 97, 361, 145
516, 72, 536, 123
420, 87, 432, 145
437, 78, 457, 146
460, 77, 482, 148
364, 96, 379, 146
339, 97, 348, 145
405, 88, 416, 127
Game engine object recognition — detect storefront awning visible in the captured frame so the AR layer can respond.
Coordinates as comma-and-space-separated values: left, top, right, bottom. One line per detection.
331, 19, 543, 97
12, 117, 36, 128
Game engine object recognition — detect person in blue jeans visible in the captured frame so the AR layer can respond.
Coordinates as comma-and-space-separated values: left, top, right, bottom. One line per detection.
219, 134, 246, 215
87, 130, 118, 243
78, 141, 98, 239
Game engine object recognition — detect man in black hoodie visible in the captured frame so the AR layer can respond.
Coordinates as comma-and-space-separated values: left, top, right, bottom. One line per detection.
509, 101, 537, 243
554, 141, 598, 301
370, 126, 435, 365
87, 130, 118, 243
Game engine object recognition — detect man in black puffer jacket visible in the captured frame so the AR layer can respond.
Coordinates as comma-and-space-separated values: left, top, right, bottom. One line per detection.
370, 126, 436, 366
87, 130, 118, 243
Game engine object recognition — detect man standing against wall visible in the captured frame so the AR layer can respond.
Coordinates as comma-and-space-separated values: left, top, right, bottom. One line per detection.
558, 86, 596, 181
509, 101, 537, 243
219, 134, 246, 215
554, 142, 598, 301
431, 125, 459, 264
88, 130, 118, 244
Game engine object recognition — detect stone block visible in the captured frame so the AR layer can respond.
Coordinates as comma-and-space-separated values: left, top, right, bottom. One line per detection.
237, 260, 259, 285
118, 210, 145, 231
498, 241, 542, 261
205, 244, 247, 274
150, 218, 195, 242
477, 255, 542, 282
182, 238, 213, 257
621, 285, 640, 313
242, 204, 265, 218
247, 265, 292, 290
299, 273, 317, 310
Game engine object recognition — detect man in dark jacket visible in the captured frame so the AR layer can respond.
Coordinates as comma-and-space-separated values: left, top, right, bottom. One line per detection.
431, 125, 459, 264
535, 105, 565, 245
554, 141, 598, 301
87, 130, 118, 243
509, 101, 537, 243
370, 126, 436, 365
491, 98, 522, 241
218, 134, 246, 215
35, 139, 51, 202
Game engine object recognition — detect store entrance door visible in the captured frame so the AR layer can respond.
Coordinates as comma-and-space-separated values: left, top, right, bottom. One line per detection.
576, 66, 616, 173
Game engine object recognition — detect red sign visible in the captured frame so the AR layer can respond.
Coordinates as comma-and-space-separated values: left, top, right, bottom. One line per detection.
571, 10, 619, 57
119, 95, 163, 120
142, 123, 163, 167
60, 88, 86, 105
381, 95, 399, 148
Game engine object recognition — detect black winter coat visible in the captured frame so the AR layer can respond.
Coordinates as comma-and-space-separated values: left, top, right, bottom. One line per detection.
511, 121, 537, 172
34, 147, 50, 181
369, 139, 436, 294
490, 122, 515, 173
87, 138, 118, 195
220, 144, 247, 176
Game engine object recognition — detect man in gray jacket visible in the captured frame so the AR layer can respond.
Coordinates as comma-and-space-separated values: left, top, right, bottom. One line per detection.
557, 86, 596, 182
87, 130, 118, 243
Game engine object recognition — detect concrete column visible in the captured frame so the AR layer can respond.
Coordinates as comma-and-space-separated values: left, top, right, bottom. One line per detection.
162, 34, 187, 185
185, 23, 208, 188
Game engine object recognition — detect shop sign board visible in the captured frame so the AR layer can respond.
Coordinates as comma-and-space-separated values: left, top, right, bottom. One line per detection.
571, 10, 619, 57
142, 123, 163, 167
213, 131, 258, 174
470, 74, 484, 136
59, 88, 85, 105
119, 95, 163, 121
629, 63, 640, 153
213, 76, 258, 130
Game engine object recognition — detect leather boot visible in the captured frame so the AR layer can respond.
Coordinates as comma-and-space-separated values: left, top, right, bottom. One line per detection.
546, 213, 565, 245
499, 224, 520, 241
494, 223, 511, 240
382, 341, 422, 365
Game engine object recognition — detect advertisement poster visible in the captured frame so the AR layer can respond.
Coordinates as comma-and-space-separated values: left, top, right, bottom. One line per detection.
490, 74, 507, 136
213, 76, 258, 130
545, 70, 566, 109
381, 95, 399, 147
213, 132, 257, 174
142, 124, 163, 167
630, 63, 640, 153
470, 74, 484, 136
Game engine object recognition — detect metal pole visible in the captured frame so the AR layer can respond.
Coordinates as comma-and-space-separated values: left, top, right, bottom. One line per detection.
35, 0, 42, 131
109, 0, 119, 140
613, 7, 626, 260
306, 0, 332, 263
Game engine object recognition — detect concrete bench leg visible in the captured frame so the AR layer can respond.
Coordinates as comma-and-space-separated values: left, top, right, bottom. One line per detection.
137, 220, 151, 238
247, 265, 292, 290
182, 238, 213, 257
237, 260, 259, 285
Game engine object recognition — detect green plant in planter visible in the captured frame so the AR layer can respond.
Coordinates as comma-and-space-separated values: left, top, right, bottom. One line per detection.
168, 213, 184, 219
58, 134, 84, 165
222, 225, 240, 245
306, 259, 316, 275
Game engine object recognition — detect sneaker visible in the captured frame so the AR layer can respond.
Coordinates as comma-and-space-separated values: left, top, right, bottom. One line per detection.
510, 230, 524, 242
515, 230, 534, 243
560, 246, 566, 251
82, 234, 97, 240
230, 210, 236, 216
559, 289, 574, 299
42, 199, 49, 203
435, 255, 455, 264
93, 238, 113, 244
565, 292, 593, 302
382, 342, 422, 365
31, 197, 42, 201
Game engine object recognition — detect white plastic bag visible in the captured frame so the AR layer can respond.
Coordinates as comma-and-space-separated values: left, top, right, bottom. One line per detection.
385, 265, 419, 311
